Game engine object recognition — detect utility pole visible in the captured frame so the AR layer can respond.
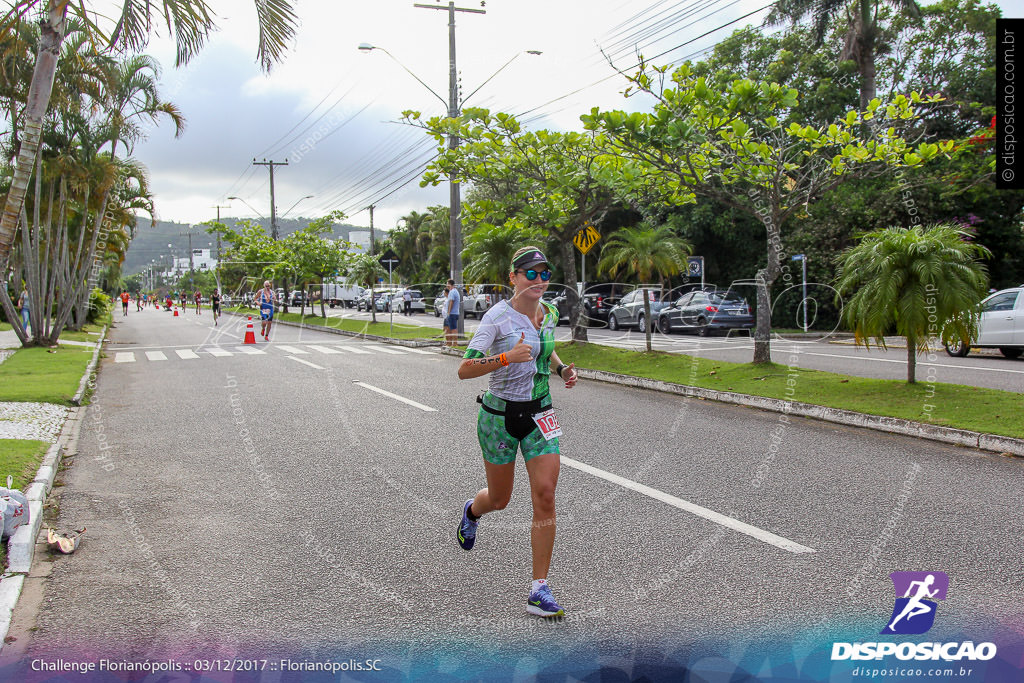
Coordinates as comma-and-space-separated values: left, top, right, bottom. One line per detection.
253, 158, 288, 311
179, 228, 195, 288
212, 204, 229, 293
368, 204, 375, 255
414, 1, 484, 337
253, 159, 288, 240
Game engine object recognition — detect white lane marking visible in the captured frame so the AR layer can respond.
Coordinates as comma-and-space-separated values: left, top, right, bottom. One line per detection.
114, 352, 135, 363
803, 351, 1024, 375
175, 349, 200, 360
275, 345, 308, 354
144, 351, 167, 362
336, 346, 372, 355
287, 356, 325, 370
560, 456, 815, 555
307, 345, 342, 354
234, 347, 266, 355
353, 381, 437, 412
205, 347, 232, 357
362, 345, 406, 355
399, 346, 440, 354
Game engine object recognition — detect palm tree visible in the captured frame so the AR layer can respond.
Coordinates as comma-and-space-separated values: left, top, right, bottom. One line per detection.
765, 0, 922, 112
835, 223, 990, 383
462, 222, 544, 289
348, 253, 386, 325
0, 0, 298, 285
598, 224, 692, 352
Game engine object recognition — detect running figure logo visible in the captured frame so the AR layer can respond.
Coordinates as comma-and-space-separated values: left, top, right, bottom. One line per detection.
881, 571, 949, 635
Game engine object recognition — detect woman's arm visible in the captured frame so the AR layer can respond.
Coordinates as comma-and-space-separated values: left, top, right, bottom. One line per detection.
549, 351, 578, 389
457, 332, 533, 380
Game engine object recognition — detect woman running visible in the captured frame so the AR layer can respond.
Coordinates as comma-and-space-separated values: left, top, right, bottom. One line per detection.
456, 246, 578, 618
258, 281, 276, 340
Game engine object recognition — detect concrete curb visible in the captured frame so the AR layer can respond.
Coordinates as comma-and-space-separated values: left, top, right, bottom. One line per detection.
0, 323, 107, 651
434, 347, 1024, 458
223, 310, 443, 349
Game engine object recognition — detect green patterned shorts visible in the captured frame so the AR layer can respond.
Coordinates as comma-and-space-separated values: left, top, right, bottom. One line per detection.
477, 392, 560, 465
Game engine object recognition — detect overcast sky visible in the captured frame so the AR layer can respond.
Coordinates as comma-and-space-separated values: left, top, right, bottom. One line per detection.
105, 0, 1016, 233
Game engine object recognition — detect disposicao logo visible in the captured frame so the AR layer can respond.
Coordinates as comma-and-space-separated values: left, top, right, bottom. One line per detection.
831, 571, 997, 663
882, 571, 948, 635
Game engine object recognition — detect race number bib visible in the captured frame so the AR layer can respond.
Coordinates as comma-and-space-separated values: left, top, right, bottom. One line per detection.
532, 408, 563, 441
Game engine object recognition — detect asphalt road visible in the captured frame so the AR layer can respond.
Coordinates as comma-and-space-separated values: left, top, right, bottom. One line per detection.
3, 305, 1023, 679
326, 306, 1024, 393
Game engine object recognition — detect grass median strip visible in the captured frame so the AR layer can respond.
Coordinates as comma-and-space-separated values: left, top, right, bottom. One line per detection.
555, 342, 1024, 440
232, 306, 440, 341
0, 346, 93, 404
0, 439, 49, 491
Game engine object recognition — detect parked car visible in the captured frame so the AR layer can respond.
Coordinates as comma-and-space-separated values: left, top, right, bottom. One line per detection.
944, 286, 1024, 359
433, 290, 469, 317
387, 289, 426, 313
657, 290, 754, 336
465, 285, 508, 318
606, 288, 674, 331
356, 290, 385, 311
542, 291, 570, 325
551, 283, 625, 326
290, 290, 306, 306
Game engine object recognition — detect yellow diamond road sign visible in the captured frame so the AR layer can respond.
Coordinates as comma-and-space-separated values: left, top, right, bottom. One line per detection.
573, 224, 601, 255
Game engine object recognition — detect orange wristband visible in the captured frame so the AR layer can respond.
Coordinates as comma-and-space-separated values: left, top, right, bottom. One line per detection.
498, 353, 509, 366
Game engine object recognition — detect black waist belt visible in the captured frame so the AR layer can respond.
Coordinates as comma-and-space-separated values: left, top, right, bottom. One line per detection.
477, 393, 551, 416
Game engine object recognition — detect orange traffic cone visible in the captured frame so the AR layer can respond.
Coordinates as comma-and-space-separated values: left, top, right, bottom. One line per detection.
244, 316, 257, 344
173, 306, 179, 317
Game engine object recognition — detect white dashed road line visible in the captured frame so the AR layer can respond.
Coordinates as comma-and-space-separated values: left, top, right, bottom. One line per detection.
114, 352, 135, 363
144, 351, 167, 362
205, 347, 232, 357
560, 456, 815, 555
174, 349, 200, 360
353, 381, 437, 412
275, 345, 308, 354
363, 345, 406, 355
287, 356, 325, 370
336, 346, 372, 355
307, 345, 342, 354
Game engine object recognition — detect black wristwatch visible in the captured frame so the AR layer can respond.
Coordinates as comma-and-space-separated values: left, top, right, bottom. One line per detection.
555, 363, 567, 378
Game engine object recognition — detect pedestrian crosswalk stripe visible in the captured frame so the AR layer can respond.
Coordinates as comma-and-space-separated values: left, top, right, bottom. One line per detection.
114, 352, 135, 363
234, 347, 266, 355
145, 351, 167, 361
398, 346, 439, 354
287, 356, 325, 370
206, 347, 232, 357
307, 345, 342, 354
175, 349, 199, 360
336, 346, 372, 355
363, 345, 406, 355
275, 345, 307, 354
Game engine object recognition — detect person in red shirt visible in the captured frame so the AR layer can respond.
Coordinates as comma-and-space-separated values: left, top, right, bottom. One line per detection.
194, 289, 202, 315
119, 291, 130, 316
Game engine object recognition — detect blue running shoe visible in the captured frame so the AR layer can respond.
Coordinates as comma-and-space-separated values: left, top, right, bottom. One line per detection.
527, 583, 565, 617
457, 499, 477, 550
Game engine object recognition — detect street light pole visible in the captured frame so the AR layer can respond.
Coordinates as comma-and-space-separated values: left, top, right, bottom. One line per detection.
414, 2, 485, 337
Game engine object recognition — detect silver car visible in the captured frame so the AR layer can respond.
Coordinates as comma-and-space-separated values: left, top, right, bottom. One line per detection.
606, 288, 673, 331
944, 285, 1024, 359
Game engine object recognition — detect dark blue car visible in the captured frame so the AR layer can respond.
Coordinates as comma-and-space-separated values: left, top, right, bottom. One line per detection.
656, 290, 754, 336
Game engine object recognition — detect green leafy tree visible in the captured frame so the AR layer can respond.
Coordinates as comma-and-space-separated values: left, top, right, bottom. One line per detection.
0, 0, 298, 286
462, 222, 544, 287
408, 107, 689, 342
286, 211, 353, 317
598, 224, 692, 351
765, 0, 923, 112
835, 223, 990, 383
347, 253, 387, 325
584, 61, 948, 363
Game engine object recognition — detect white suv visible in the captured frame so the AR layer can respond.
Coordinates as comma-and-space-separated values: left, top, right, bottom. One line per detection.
944, 286, 1024, 359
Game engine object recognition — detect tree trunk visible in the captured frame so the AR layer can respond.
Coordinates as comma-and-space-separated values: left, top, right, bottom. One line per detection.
906, 335, 916, 384
559, 232, 587, 343
0, 4, 67, 265
860, 34, 877, 114
642, 287, 652, 352
370, 283, 376, 324
753, 270, 773, 364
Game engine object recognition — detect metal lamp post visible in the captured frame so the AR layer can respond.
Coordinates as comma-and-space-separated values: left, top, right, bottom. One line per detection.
359, 36, 539, 337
